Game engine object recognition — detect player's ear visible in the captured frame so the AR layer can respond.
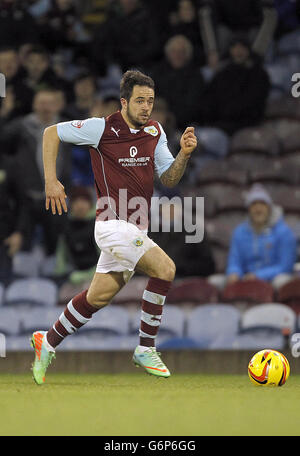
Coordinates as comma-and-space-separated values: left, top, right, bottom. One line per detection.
120, 97, 127, 110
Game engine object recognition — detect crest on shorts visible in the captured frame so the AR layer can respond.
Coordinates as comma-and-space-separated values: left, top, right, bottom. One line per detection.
144, 126, 158, 137
71, 120, 85, 128
133, 237, 144, 247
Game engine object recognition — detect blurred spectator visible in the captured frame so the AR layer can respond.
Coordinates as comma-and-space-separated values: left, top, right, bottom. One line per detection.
22, 45, 72, 103
150, 34, 205, 130
63, 71, 99, 119
0, 152, 30, 284
0, 46, 32, 118
91, 0, 160, 75
226, 184, 296, 289
54, 186, 98, 285
0, 88, 72, 255
150, 200, 216, 278
0, 0, 39, 48
199, 0, 278, 67
198, 35, 270, 135
167, 0, 205, 65
39, 0, 90, 52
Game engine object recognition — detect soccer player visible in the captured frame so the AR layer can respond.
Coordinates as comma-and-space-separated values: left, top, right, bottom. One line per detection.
31, 70, 197, 384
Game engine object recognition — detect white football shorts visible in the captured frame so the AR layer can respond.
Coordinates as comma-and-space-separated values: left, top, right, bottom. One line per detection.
94, 219, 157, 281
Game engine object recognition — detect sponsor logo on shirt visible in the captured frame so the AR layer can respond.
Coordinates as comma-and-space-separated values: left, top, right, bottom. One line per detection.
71, 120, 85, 128
144, 126, 158, 137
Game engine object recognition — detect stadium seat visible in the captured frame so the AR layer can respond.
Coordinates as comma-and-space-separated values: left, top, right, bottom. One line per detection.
265, 95, 300, 121
206, 214, 244, 249
186, 304, 241, 348
230, 126, 281, 156
4, 278, 58, 307
0, 308, 22, 335
266, 186, 300, 215
12, 252, 40, 278
167, 278, 219, 304
130, 304, 186, 338
111, 276, 149, 304
240, 303, 296, 335
197, 183, 247, 216
225, 152, 273, 171
221, 279, 274, 305
209, 331, 285, 350
76, 305, 130, 337
18, 308, 61, 336
195, 160, 248, 187
280, 130, 300, 155
277, 278, 300, 313
248, 160, 298, 186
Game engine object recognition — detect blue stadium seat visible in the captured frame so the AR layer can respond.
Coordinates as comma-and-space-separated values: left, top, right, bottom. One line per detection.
209, 331, 285, 350
4, 278, 58, 307
0, 283, 4, 306
18, 308, 61, 336
0, 308, 22, 335
186, 304, 241, 348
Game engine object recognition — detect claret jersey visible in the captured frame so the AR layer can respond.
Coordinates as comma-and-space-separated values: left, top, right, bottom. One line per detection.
57, 111, 175, 229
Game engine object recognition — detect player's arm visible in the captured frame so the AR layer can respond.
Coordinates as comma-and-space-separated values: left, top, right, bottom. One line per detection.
43, 125, 67, 216
160, 127, 197, 188
43, 117, 105, 215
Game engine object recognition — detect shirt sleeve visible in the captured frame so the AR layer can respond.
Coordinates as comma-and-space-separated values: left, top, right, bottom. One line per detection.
154, 123, 175, 178
57, 117, 105, 148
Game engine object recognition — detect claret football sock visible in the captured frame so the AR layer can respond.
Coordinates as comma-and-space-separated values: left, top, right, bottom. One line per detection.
46, 290, 99, 348
139, 277, 172, 347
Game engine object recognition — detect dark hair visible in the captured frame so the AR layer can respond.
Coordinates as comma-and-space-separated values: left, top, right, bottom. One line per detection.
120, 70, 155, 101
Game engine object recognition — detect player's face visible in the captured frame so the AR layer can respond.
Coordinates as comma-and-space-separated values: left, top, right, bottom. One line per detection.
123, 85, 154, 128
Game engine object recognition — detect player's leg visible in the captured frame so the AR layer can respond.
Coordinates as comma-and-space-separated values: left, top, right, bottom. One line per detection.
31, 271, 125, 384
132, 245, 176, 378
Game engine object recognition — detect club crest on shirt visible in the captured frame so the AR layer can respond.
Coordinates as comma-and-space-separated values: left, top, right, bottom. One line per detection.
71, 120, 85, 128
133, 237, 144, 247
144, 126, 158, 137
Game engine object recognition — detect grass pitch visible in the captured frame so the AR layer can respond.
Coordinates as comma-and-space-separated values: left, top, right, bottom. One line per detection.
1, 373, 300, 436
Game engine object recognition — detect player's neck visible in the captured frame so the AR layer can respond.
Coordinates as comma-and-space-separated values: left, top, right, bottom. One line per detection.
120, 109, 141, 131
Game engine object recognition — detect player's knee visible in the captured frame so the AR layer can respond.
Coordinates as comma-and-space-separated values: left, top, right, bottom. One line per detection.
86, 290, 109, 309
160, 259, 176, 282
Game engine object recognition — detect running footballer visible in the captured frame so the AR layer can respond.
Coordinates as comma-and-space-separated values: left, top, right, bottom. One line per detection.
31, 70, 197, 383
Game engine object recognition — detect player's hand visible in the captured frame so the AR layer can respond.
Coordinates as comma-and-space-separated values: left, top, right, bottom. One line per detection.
180, 127, 197, 157
45, 179, 68, 215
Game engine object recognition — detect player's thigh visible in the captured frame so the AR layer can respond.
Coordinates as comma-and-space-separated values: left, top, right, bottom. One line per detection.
87, 271, 125, 308
135, 245, 176, 282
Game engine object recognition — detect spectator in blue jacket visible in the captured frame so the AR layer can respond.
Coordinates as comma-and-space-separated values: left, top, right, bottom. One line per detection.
226, 184, 297, 289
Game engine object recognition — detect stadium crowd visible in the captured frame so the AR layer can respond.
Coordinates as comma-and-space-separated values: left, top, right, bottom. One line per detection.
0, 0, 300, 304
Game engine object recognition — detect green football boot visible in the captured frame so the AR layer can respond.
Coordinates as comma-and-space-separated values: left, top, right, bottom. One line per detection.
133, 346, 171, 378
31, 331, 55, 385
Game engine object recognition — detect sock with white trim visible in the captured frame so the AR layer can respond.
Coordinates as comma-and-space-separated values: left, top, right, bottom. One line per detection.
46, 290, 99, 348
139, 277, 172, 348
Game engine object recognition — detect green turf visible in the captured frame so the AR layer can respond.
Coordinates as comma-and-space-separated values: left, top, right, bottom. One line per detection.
1, 372, 300, 436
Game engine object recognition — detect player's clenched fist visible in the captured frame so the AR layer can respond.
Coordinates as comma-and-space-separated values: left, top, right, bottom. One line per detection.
180, 127, 197, 156
45, 179, 68, 215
